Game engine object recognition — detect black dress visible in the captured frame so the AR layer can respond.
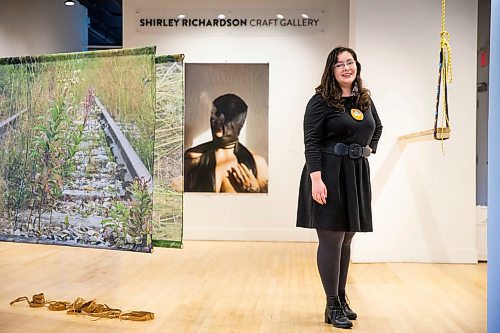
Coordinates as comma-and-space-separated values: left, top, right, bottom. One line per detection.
296, 93, 383, 231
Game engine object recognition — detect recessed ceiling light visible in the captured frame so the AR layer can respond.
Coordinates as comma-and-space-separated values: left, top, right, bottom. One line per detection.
301, 13, 309, 19
218, 14, 226, 19
65, 0, 75, 5
178, 14, 186, 19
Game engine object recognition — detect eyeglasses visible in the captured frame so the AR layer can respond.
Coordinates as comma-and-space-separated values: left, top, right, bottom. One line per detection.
334, 59, 355, 70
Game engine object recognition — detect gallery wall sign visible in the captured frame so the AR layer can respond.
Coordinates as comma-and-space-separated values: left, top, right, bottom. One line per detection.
135, 9, 326, 34
0, 47, 158, 252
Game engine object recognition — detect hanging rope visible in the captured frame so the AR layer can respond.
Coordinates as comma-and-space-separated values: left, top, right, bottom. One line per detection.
434, 0, 453, 152
440, 0, 453, 84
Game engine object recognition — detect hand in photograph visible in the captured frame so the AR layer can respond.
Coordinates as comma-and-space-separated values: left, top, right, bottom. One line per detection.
227, 163, 260, 193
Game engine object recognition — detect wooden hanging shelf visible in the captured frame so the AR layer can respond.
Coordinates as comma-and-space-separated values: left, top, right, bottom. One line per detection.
399, 129, 435, 141
399, 128, 451, 142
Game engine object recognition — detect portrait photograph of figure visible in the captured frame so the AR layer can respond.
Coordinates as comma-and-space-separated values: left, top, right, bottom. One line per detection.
184, 63, 269, 193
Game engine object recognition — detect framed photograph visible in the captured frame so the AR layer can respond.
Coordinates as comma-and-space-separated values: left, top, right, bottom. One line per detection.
184, 63, 269, 193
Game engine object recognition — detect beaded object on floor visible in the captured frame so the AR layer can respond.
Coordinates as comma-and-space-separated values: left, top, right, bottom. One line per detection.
10, 293, 154, 321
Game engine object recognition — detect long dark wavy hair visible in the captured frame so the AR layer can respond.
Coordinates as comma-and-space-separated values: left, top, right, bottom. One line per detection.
316, 46, 371, 111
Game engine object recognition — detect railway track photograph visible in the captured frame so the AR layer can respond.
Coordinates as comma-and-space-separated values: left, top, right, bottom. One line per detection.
0, 47, 158, 252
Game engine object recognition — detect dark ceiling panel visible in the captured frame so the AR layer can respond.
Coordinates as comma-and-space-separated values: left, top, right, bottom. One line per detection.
77, 0, 123, 49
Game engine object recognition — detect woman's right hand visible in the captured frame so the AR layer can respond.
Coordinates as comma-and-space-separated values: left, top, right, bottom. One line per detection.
310, 171, 327, 205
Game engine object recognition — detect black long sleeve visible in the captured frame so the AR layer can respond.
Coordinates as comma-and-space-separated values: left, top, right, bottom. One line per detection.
303, 94, 325, 174
368, 101, 383, 153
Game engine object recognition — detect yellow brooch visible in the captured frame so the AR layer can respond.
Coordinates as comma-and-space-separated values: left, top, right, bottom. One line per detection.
350, 108, 364, 121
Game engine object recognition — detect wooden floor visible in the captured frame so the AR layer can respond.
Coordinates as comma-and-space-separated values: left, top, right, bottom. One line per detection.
0, 241, 486, 333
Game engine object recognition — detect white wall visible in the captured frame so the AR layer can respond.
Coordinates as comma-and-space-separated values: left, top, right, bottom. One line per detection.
350, 0, 478, 263
0, 0, 87, 58
124, 0, 349, 242
125, 0, 478, 263
0, 0, 479, 263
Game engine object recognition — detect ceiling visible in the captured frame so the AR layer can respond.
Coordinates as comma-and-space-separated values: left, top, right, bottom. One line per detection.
77, 0, 123, 49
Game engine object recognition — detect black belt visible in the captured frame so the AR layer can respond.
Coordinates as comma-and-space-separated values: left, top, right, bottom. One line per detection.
321, 143, 371, 159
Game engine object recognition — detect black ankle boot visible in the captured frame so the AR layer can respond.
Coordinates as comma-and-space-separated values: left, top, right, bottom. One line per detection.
325, 296, 353, 329
338, 289, 357, 320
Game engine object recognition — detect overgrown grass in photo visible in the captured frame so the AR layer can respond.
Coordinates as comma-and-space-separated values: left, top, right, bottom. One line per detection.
0, 48, 156, 252
152, 57, 184, 247
89, 54, 156, 173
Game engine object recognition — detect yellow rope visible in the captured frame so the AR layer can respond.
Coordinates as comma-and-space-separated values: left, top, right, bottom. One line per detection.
440, 0, 453, 84
438, 0, 452, 153
440, 32, 453, 84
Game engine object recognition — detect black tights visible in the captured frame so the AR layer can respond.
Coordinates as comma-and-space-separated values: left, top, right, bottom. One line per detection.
316, 229, 356, 298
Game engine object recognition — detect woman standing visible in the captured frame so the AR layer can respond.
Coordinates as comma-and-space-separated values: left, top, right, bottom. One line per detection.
297, 46, 382, 329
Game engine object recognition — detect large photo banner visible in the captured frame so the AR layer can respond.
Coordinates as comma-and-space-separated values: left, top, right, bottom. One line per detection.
153, 55, 184, 248
184, 63, 269, 193
0, 47, 156, 252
